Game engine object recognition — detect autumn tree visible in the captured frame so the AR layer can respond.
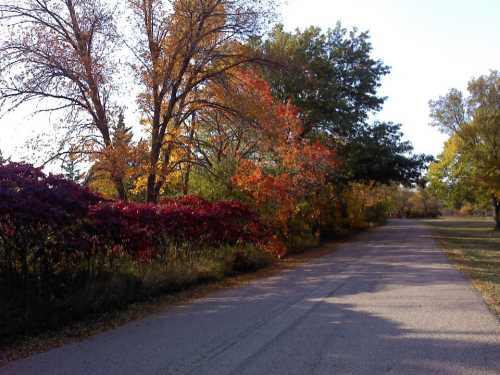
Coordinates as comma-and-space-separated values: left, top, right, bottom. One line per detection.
427, 135, 484, 211
459, 109, 500, 228
128, 0, 275, 202
429, 70, 500, 229
86, 112, 149, 200
200, 69, 338, 238
186, 69, 277, 198
0, 0, 129, 199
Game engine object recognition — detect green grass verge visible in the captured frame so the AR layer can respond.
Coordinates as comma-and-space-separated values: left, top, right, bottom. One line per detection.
425, 216, 500, 317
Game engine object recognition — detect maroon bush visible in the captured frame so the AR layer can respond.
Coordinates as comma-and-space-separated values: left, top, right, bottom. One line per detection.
88, 198, 269, 261
0, 161, 106, 328
0, 162, 268, 269
161, 194, 212, 209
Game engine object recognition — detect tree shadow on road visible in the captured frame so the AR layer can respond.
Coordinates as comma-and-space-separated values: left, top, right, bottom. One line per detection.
224, 219, 500, 374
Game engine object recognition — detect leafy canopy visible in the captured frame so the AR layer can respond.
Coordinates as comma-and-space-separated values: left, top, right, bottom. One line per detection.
258, 23, 390, 138
428, 70, 500, 227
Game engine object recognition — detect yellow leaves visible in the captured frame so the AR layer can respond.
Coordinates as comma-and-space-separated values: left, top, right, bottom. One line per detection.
90, 137, 149, 198
432, 108, 500, 198
342, 182, 390, 228
129, 174, 148, 197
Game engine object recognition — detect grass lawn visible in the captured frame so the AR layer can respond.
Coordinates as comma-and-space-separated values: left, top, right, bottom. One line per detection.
426, 216, 500, 317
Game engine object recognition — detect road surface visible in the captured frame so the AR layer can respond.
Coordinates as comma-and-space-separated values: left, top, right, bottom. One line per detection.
1, 219, 499, 375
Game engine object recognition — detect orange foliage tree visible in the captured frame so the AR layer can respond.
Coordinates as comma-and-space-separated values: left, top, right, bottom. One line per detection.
128, 0, 274, 202
229, 70, 338, 244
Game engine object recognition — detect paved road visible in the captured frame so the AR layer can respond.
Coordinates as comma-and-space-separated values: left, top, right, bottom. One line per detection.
1, 219, 499, 375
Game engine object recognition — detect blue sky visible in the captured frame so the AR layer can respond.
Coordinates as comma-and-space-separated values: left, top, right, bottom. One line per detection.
0, 0, 499, 161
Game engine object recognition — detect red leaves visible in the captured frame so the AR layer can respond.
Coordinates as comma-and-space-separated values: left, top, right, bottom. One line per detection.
161, 195, 212, 209
0, 162, 269, 267
88, 196, 269, 261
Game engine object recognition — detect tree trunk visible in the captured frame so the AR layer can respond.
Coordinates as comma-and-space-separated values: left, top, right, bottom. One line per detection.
67, 0, 128, 199
182, 113, 196, 195
146, 174, 156, 203
146, 132, 163, 203
112, 174, 128, 201
336, 184, 348, 220
182, 163, 192, 195
493, 195, 500, 231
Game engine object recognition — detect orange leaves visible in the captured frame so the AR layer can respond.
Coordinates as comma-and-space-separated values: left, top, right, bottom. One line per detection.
233, 160, 294, 212
298, 141, 338, 183
231, 69, 338, 239
235, 69, 304, 146
236, 69, 275, 109
263, 235, 288, 258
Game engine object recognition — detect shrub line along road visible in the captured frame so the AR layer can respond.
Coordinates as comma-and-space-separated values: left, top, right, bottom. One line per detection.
1, 219, 499, 375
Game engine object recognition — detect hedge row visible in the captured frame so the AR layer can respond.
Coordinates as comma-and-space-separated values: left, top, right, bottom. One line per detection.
0, 162, 268, 315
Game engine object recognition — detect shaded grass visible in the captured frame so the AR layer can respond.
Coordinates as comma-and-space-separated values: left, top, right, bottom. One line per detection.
425, 216, 500, 317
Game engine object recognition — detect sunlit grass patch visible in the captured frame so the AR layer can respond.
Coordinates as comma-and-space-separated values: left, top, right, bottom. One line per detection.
426, 217, 500, 317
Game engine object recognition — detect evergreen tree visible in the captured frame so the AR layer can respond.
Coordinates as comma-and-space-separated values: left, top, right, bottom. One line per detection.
112, 111, 133, 146
61, 155, 82, 183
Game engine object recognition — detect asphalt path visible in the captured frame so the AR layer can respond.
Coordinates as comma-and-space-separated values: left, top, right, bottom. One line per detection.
1, 219, 499, 375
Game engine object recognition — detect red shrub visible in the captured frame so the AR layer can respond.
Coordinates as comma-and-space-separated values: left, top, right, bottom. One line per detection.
160, 195, 212, 209
0, 161, 104, 301
88, 198, 269, 261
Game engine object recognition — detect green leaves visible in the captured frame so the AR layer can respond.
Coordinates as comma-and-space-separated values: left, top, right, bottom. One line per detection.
253, 23, 427, 187
340, 121, 432, 186
259, 23, 390, 138
429, 88, 468, 135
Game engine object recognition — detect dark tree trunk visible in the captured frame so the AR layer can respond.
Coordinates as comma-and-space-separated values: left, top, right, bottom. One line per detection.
336, 184, 348, 219
146, 137, 162, 203
182, 113, 196, 196
112, 174, 128, 201
493, 195, 500, 231
182, 164, 192, 195
146, 173, 157, 203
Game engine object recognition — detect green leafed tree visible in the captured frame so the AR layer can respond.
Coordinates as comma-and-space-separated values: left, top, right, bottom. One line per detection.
258, 23, 390, 138
340, 121, 433, 186
429, 70, 500, 229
